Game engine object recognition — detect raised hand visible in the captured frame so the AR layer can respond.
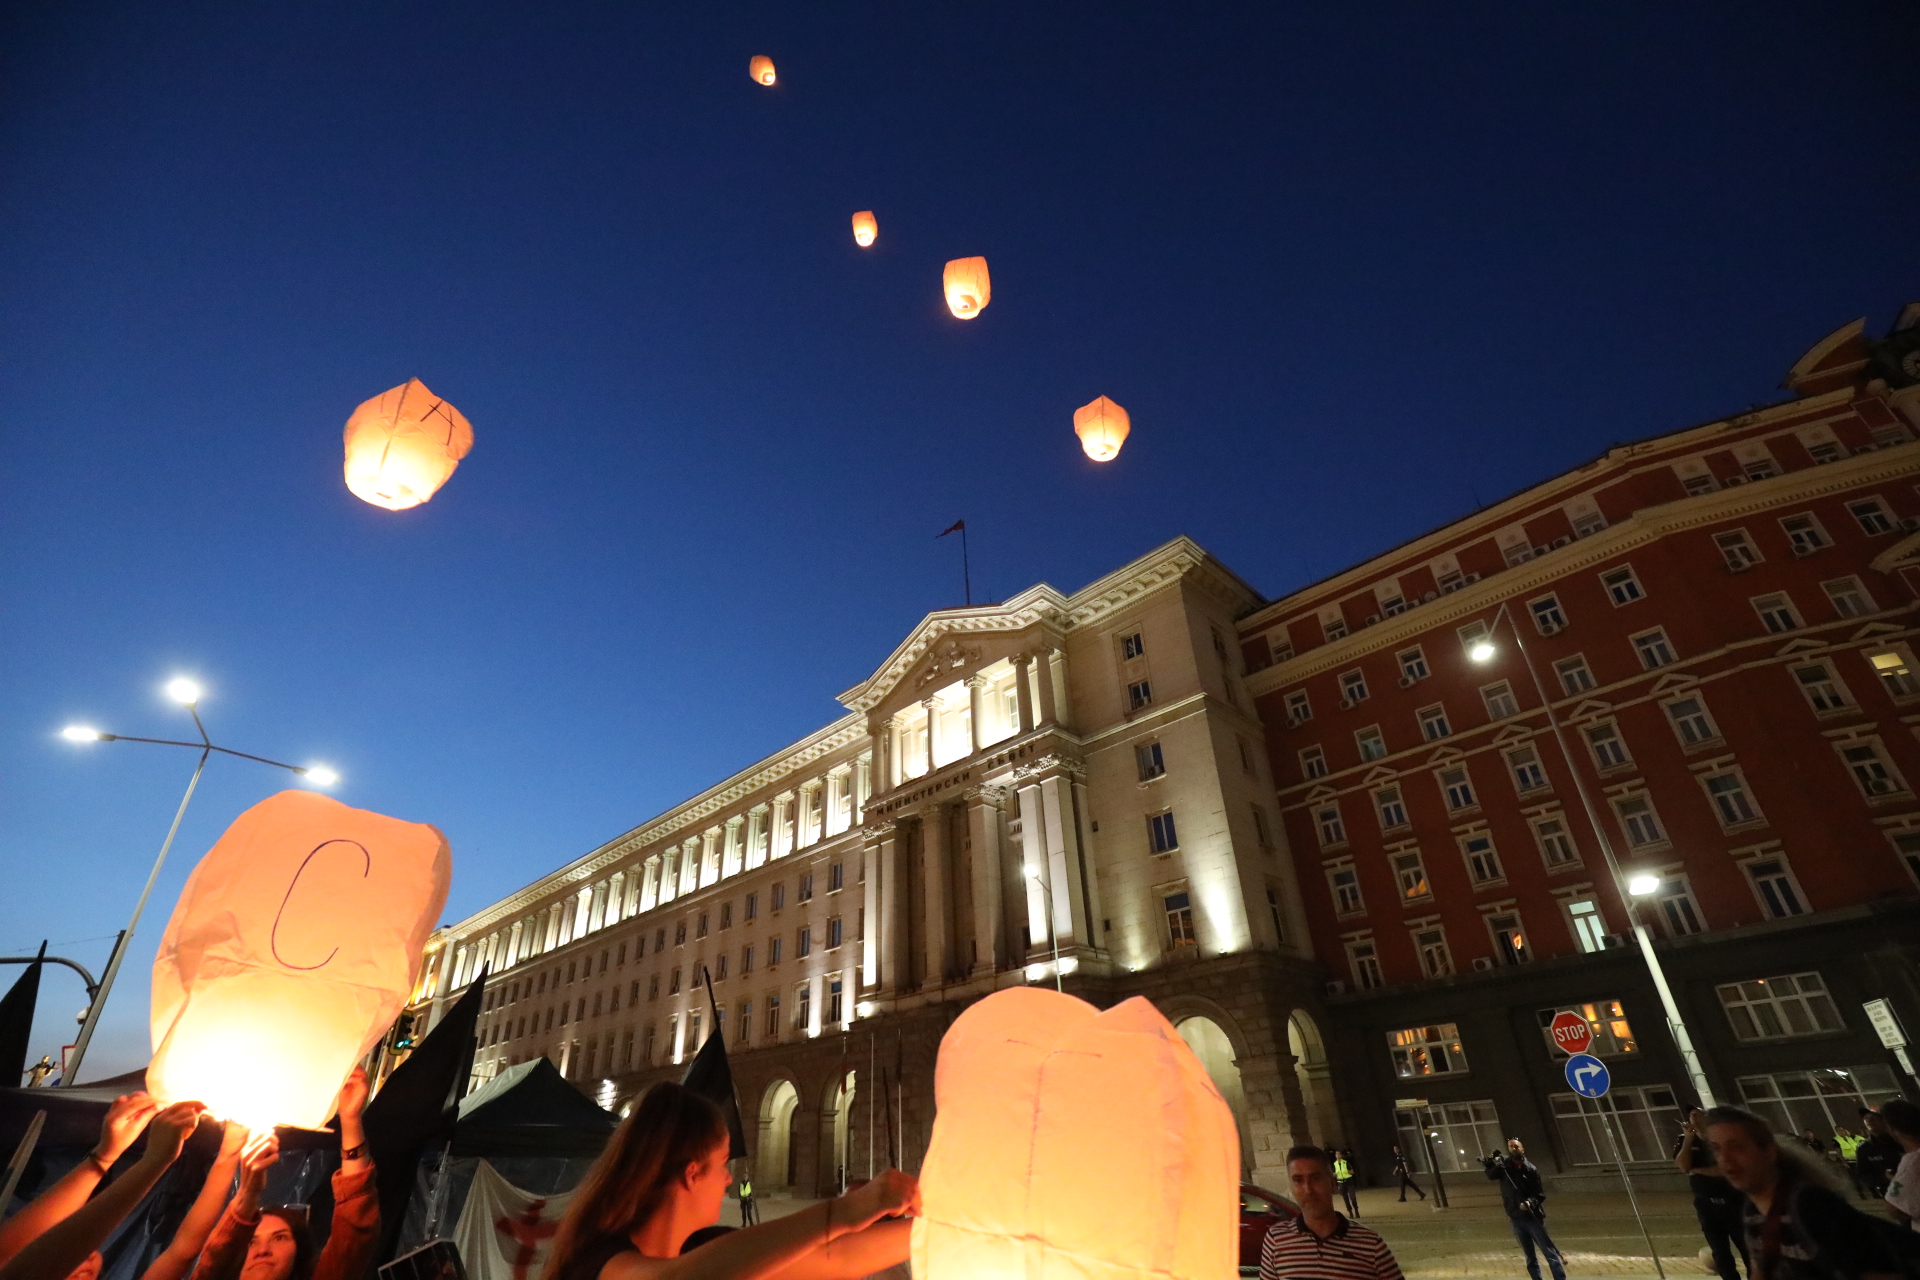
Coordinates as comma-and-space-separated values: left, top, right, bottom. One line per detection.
238, 1132, 281, 1185
136, 1102, 208, 1170
216, 1121, 250, 1163
834, 1168, 919, 1236
95, 1093, 162, 1165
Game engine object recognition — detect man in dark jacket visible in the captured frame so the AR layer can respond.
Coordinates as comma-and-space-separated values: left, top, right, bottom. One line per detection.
1485, 1139, 1566, 1280
1854, 1108, 1903, 1200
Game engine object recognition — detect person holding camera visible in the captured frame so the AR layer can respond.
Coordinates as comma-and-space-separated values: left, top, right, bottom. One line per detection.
1484, 1139, 1565, 1280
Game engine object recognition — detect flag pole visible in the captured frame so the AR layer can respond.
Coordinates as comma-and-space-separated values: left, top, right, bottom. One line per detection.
961, 523, 971, 605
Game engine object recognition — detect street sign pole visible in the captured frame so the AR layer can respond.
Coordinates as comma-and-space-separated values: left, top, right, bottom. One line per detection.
1565, 1053, 1663, 1280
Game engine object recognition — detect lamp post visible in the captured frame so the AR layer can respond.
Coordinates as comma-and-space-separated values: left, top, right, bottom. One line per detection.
1469, 604, 1717, 1108
58, 677, 338, 1083
1021, 863, 1064, 992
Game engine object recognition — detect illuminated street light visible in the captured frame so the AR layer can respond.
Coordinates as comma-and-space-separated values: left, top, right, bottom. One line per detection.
57, 680, 342, 1083
1469, 601, 1717, 1107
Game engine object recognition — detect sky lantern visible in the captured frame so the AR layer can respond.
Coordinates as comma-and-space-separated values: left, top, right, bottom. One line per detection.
148, 790, 451, 1130
851, 210, 878, 248
342, 378, 473, 511
912, 987, 1238, 1280
1074, 395, 1131, 462
749, 56, 776, 86
943, 256, 991, 319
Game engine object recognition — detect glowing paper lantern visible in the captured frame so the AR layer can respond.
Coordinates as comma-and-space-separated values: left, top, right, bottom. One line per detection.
851, 211, 878, 248
943, 257, 991, 319
912, 987, 1238, 1280
342, 378, 474, 511
749, 56, 776, 86
148, 790, 451, 1129
1074, 395, 1131, 462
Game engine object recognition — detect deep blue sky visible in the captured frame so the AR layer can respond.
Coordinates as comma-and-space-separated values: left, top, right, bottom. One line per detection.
4, 3, 1916, 1079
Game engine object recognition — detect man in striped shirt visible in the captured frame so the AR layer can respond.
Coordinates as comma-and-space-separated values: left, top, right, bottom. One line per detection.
1260, 1145, 1405, 1280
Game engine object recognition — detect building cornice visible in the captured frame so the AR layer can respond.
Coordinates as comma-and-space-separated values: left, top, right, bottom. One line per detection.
1245, 438, 1920, 698
1238, 386, 1864, 632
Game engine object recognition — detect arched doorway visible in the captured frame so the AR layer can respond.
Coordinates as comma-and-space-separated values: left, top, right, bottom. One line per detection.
759, 1080, 800, 1190
1177, 1016, 1250, 1174
1288, 1011, 1339, 1146
828, 1071, 857, 1193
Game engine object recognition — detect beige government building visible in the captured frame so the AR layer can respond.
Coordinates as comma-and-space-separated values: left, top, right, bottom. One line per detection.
407, 537, 1336, 1192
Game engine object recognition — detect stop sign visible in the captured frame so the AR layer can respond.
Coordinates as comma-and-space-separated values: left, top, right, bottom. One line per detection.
1549, 1011, 1594, 1055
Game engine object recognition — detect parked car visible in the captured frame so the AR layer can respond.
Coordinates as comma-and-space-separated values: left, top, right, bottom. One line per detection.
1239, 1182, 1300, 1270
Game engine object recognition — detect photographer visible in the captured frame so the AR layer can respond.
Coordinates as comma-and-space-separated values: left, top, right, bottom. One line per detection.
1483, 1139, 1566, 1280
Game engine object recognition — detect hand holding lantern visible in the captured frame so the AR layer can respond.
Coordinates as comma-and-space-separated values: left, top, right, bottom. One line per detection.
93, 1093, 162, 1169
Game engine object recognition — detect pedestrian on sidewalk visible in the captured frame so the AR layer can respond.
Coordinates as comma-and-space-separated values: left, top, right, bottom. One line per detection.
1484, 1139, 1565, 1280
1880, 1098, 1920, 1231
736, 1177, 757, 1227
1676, 1107, 1750, 1280
1856, 1109, 1903, 1201
1259, 1145, 1403, 1280
1389, 1146, 1426, 1202
1333, 1150, 1361, 1217
1705, 1105, 1916, 1280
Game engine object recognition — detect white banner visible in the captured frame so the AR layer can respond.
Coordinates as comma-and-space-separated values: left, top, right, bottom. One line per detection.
452, 1161, 578, 1280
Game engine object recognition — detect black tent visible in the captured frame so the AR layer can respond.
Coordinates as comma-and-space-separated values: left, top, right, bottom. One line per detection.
389, 1060, 618, 1258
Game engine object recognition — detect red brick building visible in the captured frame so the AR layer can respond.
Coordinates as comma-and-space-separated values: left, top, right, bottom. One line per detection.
1241, 305, 1920, 1179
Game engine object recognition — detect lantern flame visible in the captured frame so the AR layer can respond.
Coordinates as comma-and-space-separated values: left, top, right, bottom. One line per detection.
913, 987, 1238, 1280
851, 211, 878, 248
1072, 395, 1131, 462
749, 56, 776, 86
342, 379, 473, 511
943, 256, 991, 319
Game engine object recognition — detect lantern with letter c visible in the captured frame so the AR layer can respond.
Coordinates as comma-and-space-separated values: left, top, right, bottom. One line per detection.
342, 378, 473, 511
749, 56, 776, 86
943, 257, 991, 319
1073, 395, 1131, 462
851, 211, 878, 248
913, 987, 1238, 1280
147, 790, 451, 1129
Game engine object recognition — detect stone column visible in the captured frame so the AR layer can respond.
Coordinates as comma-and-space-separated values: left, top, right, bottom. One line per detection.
855, 755, 871, 816
791, 1104, 824, 1197
1012, 655, 1035, 734
877, 824, 904, 993
923, 807, 951, 986
1038, 773, 1091, 947
873, 720, 893, 793
861, 831, 883, 988
725, 817, 744, 877
1046, 647, 1073, 732
1035, 653, 1058, 728
701, 830, 720, 888
771, 795, 790, 859
922, 699, 940, 774
1016, 782, 1049, 957
967, 675, 987, 753
966, 788, 1005, 976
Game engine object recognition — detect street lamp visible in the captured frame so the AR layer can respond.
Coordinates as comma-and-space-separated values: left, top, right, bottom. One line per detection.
1469, 604, 1717, 1107
1022, 863, 1064, 992
58, 677, 339, 1083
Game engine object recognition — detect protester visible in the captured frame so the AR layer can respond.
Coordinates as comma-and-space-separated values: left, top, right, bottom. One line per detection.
189, 1067, 379, 1280
1675, 1107, 1749, 1280
1880, 1098, 1920, 1231
1484, 1139, 1565, 1280
1704, 1105, 1915, 1280
0, 1099, 207, 1280
1388, 1146, 1425, 1203
1332, 1150, 1361, 1217
1258, 1145, 1401, 1280
542, 1082, 917, 1280
1855, 1109, 1904, 1201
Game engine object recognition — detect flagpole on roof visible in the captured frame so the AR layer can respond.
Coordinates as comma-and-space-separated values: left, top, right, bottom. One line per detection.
937, 520, 970, 606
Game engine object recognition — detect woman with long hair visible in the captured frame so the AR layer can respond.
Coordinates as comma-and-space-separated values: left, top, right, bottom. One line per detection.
544, 1083, 917, 1280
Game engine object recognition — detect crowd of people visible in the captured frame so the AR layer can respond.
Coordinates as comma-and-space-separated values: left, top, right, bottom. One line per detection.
4, 1073, 1918, 1280
1256, 1104, 1920, 1280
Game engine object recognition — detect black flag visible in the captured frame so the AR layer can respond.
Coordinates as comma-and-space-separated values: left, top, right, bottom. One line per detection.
936, 520, 965, 537
363, 968, 486, 1264
0, 943, 46, 1087
681, 968, 746, 1159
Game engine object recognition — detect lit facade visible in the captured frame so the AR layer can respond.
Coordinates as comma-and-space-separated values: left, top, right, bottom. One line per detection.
1241, 305, 1920, 1180
409, 540, 1334, 1192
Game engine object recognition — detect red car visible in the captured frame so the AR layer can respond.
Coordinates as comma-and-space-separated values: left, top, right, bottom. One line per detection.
1239, 1183, 1300, 1270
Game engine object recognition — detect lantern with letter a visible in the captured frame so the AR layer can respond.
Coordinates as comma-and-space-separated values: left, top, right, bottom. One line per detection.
943, 257, 991, 319
342, 378, 473, 512
913, 987, 1238, 1280
147, 790, 451, 1129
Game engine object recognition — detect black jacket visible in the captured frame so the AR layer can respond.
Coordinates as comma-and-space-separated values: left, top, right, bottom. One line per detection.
1487, 1154, 1547, 1218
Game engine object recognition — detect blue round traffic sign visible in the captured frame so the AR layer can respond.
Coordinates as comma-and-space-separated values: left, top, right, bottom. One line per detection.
1565, 1052, 1610, 1098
